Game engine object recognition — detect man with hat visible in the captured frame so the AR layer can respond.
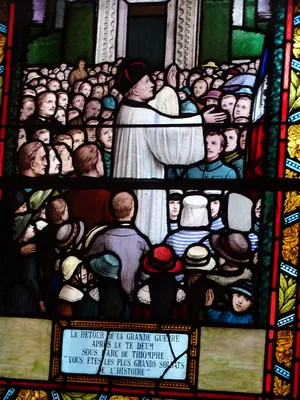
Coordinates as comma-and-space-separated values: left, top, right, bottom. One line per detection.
201, 61, 219, 78
184, 244, 217, 322
207, 232, 253, 286
113, 61, 205, 243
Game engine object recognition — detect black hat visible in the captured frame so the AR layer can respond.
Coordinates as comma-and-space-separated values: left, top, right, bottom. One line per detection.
14, 191, 27, 211
168, 189, 183, 201
116, 61, 148, 95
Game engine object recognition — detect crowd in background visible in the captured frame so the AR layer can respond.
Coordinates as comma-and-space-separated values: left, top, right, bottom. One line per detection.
17, 57, 260, 179
11, 187, 260, 325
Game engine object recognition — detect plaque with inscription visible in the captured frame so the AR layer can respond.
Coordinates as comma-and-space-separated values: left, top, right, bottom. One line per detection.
52, 321, 198, 389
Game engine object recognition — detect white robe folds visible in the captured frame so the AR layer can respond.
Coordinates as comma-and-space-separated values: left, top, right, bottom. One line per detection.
113, 96, 204, 244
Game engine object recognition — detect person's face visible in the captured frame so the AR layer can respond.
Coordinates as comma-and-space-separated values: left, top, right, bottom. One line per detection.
234, 98, 251, 119
85, 101, 101, 118
240, 129, 247, 150
17, 128, 27, 150
22, 224, 35, 242
73, 81, 82, 93
89, 77, 98, 85
193, 80, 207, 98
73, 133, 85, 150
98, 74, 106, 84
205, 67, 214, 76
58, 93, 68, 109
101, 109, 113, 119
61, 148, 74, 174
39, 78, 47, 85
206, 135, 223, 162
100, 127, 113, 149
93, 86, 104, 99
48, 149, 60, 175
212, 79, 224, 89
16, 202, 27, 214
73, 95, 85, 111
41, 68, 48, 76
48, 81, 60, 91
225, 129, 238, 152
156, 80, 164, 91
102, 63, 109, 72
68, 110, 79, 121
111, 66, 118, 75
255, 199, 261, 219
221, 96, 236, 118
110, 88, 118, 97
206, 98, 218, 107
56, 72, 64, 81
78, 61, 85, 71
21, 101, 35, 120
134, 75, 154, 102
178, 91, 187, 101
80, 83, 91, 97
55, 109, 66, 125
62, 81, 69, 90
60, 63, 67, 71
232, 293, 252, 313
169, 200, 180, 220
189, 73, 201, 87
38, 131, 50, 144
86, 127, 97, 142
210, 200, 220, 218
32, 146, 47, 176
40, 93, 56, 117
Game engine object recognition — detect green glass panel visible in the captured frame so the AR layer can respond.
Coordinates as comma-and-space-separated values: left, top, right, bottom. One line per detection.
231, 29, 264, 58
244, 0, 256, 29
64, 3, 94, 65
200, 0, 230, 63
27, 32, 62, 65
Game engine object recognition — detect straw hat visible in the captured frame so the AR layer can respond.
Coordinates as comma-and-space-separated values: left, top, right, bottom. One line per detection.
185, 245, 216, 271
202, 61, 219, 69
61, 256, 82, 281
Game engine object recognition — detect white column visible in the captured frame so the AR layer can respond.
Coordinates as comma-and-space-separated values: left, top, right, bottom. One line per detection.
174, 0, 201, 69
232, 0, 244, 27
95, 0, 118, 63
164, 0, 177, 67
116, 0, 128, 59
55, 0, 66, 29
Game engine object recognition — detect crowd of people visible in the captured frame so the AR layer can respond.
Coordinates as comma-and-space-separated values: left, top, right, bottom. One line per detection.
17, 57, 260, 179
11, 188, 260, 324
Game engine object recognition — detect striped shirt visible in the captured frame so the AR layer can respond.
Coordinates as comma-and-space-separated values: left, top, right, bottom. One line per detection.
170, 222, 179, 231
248, 232, 259, 251
211, 217, 225, 231
166, 229, 210, 257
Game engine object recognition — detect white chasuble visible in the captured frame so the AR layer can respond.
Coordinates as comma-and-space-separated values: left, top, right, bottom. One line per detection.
113, 99, 204, 244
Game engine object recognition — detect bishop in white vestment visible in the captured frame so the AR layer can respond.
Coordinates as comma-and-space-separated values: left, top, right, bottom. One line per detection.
113, 62, 205, 244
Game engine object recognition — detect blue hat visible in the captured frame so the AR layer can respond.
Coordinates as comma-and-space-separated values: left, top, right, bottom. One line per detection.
90, 253, 120, 279
102, 95, 116, 110
181, 100, 197, 114
235, 87, 252, 96
183, 87, 192, 95
229, 280, 253, 300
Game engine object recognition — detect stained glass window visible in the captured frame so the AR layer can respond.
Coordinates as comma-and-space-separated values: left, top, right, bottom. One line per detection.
0, 0, 300, 399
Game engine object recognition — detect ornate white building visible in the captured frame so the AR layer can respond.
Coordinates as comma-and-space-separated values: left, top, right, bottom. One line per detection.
95, 0, 202, 69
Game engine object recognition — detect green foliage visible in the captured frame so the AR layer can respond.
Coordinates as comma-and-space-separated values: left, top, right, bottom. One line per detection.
27, 32, 62, 66
231, 30, 265, 59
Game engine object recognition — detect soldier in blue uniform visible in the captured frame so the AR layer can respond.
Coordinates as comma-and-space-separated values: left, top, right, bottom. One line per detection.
184, 132, 237, 179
